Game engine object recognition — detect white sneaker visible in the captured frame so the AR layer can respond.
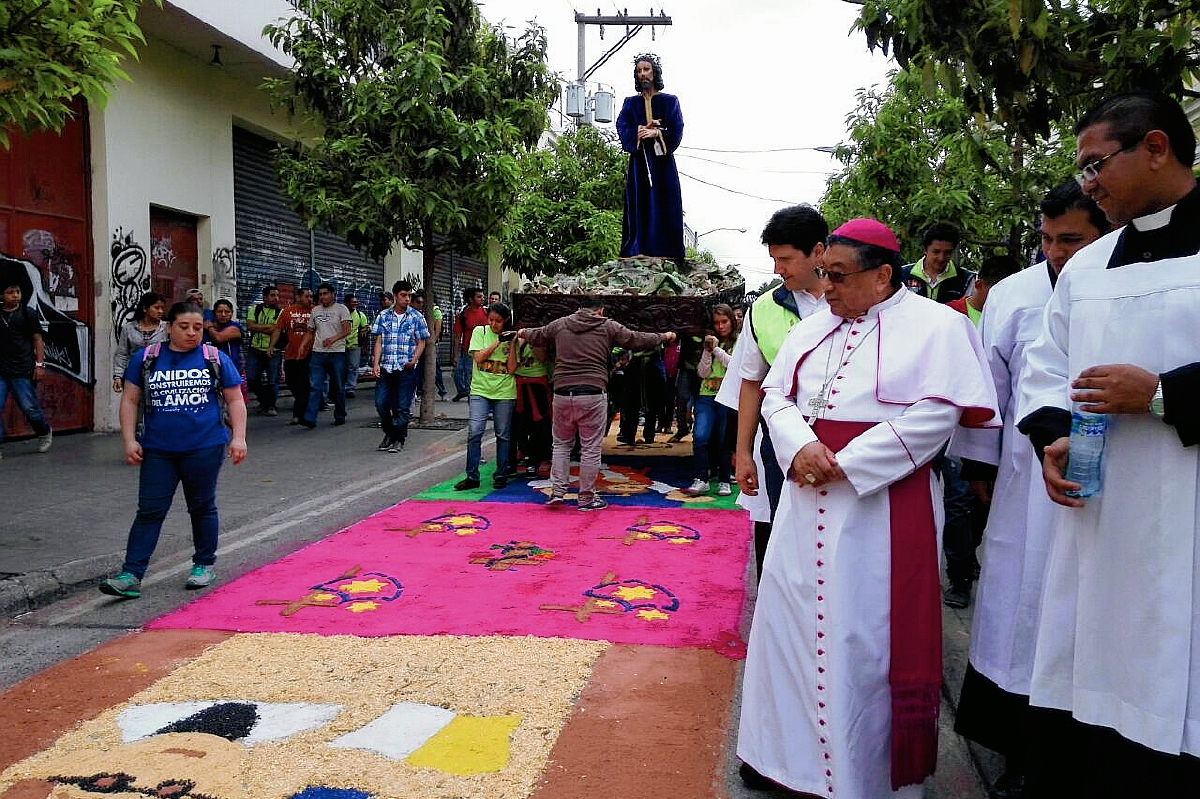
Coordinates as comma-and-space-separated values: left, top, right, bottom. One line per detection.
683, 478, 709, 495
36, 430, 52, 453
717, 482, 732, 496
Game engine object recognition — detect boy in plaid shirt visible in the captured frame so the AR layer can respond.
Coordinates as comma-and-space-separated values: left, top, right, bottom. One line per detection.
371, 280, 429, 452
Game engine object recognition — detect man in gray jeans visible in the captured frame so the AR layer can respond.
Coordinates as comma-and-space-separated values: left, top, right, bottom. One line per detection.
518, 297, 675, 511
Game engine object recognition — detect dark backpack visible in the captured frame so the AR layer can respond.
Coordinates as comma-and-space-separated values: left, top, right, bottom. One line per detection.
138, 342, 228, 433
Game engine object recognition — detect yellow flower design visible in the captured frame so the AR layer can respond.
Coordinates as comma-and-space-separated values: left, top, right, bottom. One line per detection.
338, 579, 389, 594
613, 585, 657, 601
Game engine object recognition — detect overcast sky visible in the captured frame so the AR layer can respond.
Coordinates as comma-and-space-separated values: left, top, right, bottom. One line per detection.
479, 0, 894, 287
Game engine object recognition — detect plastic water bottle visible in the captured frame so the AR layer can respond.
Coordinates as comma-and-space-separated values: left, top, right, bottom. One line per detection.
1065, 405, 1107, 498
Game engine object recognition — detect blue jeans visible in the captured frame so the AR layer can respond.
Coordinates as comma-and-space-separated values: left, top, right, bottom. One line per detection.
245, 348, 281, 411
0, 375, 51, 438
305, 351, 347, 423
939, 454, 983, 584
454, 355, 473, 397
692, 394, 731, 482
417, 354, 446, 396
466, 395, 513, 481
375, 366, 419, 442
122, 444, 224, 579
344, 347, 362, 393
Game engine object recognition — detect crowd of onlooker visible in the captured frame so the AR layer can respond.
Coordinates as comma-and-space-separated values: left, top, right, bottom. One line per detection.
119, 281, 743, 493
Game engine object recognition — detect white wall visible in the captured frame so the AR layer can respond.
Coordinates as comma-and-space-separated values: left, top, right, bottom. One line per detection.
89, 30, 300, 429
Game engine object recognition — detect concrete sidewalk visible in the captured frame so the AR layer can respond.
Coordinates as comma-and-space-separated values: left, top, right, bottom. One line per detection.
0, 387, 473, 618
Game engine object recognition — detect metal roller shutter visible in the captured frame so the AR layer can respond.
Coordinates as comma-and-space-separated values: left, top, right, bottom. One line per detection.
232, 127, 384, 316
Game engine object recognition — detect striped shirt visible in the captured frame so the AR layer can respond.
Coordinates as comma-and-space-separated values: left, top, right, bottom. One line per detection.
370, 306, 430, 372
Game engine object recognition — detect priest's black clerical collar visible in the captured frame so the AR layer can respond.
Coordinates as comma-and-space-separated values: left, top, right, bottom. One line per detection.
1107, 185, 1200, 268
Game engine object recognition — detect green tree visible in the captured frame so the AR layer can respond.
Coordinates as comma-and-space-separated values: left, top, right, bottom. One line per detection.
501, 126, 624, 276
264, 0, 557, 419
851, 0, 1200, 142
821, 68, 1073, 263
0, 0, 158, 149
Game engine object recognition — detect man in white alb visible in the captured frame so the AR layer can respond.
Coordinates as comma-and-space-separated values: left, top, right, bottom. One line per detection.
1017, 90, 1200, 796
737, 218, 1000, 798
950, 181, 1106, 798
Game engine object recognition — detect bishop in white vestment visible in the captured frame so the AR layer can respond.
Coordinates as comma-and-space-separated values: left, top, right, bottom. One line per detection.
738, 219, 1000, 798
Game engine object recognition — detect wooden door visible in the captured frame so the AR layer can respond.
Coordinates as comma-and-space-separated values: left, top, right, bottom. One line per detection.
148, 207, 198, 305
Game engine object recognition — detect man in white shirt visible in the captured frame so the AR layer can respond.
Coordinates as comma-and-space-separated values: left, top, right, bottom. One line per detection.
734, 204, 828, 576
298, 282, 351, 428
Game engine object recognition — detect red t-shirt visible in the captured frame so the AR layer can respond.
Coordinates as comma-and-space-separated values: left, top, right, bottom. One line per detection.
452, 306, 489, 353
276, 305, 313, 360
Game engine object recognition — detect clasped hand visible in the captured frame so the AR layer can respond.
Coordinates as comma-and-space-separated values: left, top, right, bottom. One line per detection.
788, 441, 845, 488
637, 123, 661, 141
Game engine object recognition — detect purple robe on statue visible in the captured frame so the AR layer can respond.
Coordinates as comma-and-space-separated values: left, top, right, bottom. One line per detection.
616, 92, 685, 260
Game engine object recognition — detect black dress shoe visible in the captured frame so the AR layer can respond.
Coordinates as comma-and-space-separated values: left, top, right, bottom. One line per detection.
739, 762, 771, 791
454, 477, 480, 491
943, 580, 971, 609
492, 476, 508, 490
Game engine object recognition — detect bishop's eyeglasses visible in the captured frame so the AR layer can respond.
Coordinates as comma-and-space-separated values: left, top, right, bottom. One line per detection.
812, 265, 882, 283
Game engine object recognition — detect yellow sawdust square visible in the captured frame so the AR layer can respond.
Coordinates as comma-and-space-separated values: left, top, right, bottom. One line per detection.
0, 633, 607, 799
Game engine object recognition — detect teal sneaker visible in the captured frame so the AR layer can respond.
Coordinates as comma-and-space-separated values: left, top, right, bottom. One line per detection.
185, 565, 216, 589
99, 572, 141, 599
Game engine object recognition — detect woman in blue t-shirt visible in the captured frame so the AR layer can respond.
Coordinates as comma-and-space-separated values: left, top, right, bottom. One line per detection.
99, 302, 247, 599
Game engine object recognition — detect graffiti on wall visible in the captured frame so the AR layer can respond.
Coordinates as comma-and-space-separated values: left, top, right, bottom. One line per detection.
0, 254, 92, 385
295, 265, 384, 315
213, 246, 236, 304
20, 228, 82, 312
111, 227, 150, 342
150, 234, 177, 273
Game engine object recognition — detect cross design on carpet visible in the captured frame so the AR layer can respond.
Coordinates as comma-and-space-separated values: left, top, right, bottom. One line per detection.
540, 571, 680, 623
254, 566, 403, 616
601, 515, 702, 547
388, 511, 491, 538
468, 541, 556, 571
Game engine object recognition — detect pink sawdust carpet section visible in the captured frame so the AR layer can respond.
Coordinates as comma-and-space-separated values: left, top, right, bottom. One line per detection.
148, 500, 750, 653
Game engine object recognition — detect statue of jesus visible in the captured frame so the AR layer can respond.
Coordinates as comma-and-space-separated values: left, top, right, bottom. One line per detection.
615, 53, 685, 261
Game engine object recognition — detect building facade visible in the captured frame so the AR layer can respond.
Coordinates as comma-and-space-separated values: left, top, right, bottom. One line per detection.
2, 0, 492, 435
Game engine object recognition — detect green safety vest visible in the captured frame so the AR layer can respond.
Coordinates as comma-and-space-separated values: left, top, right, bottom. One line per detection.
749, 288, 802, 367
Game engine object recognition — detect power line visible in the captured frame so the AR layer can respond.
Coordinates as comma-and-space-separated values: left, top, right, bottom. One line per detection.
677, 152, 838, 175
678, 170, 802, 205
679, 145, 840, 154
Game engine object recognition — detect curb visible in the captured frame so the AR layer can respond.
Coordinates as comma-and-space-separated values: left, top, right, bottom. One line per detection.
0, 552, 124, 618
1, 419, 473, 620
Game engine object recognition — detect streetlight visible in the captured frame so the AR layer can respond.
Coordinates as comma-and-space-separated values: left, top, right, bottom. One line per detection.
697, 227, 746, 238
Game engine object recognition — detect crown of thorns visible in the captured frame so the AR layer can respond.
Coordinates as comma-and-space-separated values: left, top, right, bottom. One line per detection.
633, 53, 661, 69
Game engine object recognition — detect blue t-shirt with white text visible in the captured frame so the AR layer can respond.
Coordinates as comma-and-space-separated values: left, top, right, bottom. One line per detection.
124, 345, 243, 452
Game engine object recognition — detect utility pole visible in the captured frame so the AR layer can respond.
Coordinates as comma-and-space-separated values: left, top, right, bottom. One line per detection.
567, 9, 672, 127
